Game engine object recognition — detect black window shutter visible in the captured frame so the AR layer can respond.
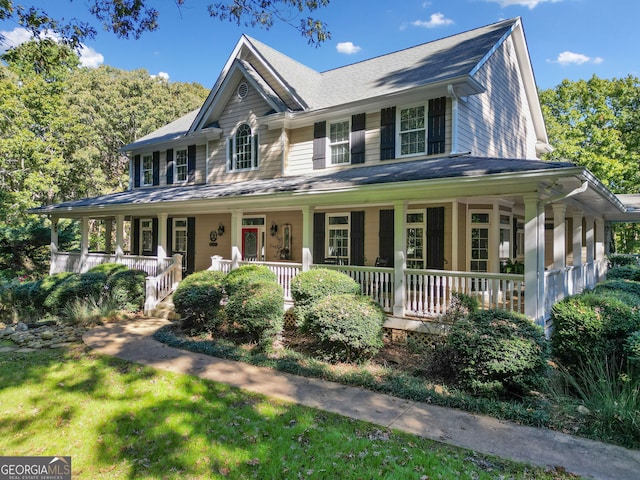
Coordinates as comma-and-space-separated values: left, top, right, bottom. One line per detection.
428, 97, 446, 155
426, 207, 445, 269
187, 217, 196, 275
152, 151, 160, 186
133, 155, 141, 187
151, 218, 159, 256
166, 217, 173, 256
350, 211, 365, 266
380, 107, 396, 160
351, 113, 366, 164
187, 145, 196, 182
132, 218, 140, 255
253, 134, 259, 168
379, 209, 394, 267
312, 121, 326, 170
166, 148, 174, 185
313, 212, 325, 264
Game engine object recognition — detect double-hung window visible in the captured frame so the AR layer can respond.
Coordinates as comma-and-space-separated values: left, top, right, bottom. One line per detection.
329, 120, 350, 165
406, 211, 425, 269
399, 106, 426, 156
470, 212, 490, 272
142, 154, 153, 186
141, 219, 153, 253
327, 214, 349, 262
175, 149, 188, 182
228, 123, 258, 171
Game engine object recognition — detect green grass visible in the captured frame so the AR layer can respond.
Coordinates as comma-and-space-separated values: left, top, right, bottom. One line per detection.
0, 347, 573, 479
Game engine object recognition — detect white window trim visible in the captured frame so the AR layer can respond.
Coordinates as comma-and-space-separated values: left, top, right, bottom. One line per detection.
141, 154, 153, 186
396, 104, 427, 159
226, 123, 259, 172
174, 148, 188, 183
468, 209, 492, 273
326, 212, 350, 261
406, 209, 425, 269
328, 119, 351, 165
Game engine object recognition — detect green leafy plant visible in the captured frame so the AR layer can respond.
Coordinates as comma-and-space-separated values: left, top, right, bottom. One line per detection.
606, 265, 640, 282
222, 264, 277, 296
291, 268, 360, 327
305, 293, 385, 362
436, 309, 549, 397
224, 280, 284, 348
173, 270, 226, 333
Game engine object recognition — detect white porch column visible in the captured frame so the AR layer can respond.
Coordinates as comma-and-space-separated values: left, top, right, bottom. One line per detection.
104, 218, 113, 254
572, 213, 583, 294
552, 203, 567, 299
115, 215, 125, 258
301, 206, 313, 271
49, 216, 59, 275
595, 218, 606, 281
523, 194, 545, 326
450, 201, 459, 270
393, 200, 407, 317
80, 216, 89, 271
231, 210, 241, 269
157, 212, 168, 262
585, 215, 595, 288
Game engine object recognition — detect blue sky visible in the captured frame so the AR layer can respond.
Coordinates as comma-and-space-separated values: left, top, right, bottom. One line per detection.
0, 0, 637, 90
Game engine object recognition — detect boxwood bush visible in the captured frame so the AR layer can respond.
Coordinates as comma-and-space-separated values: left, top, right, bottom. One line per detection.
551, 290, 640, 371
436, 309, 549, 397
606, 265, 640, 282
291, 268, 360, 326
305, 293, 385, 362
223, 264, 277, 296
173, 270, 226, 332
225, 280, 284, 347
43, 272, 109, 313
106, 269, 147, 312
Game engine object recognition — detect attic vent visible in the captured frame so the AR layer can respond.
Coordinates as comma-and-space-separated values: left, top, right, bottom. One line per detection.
237, 82, 249, 99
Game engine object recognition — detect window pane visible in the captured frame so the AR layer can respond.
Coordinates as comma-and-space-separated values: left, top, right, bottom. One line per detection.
330, 121, 349, 143
406, 213, 424, 223
400, 130, 425, 155
471, 213, 490, 224
142, 155, 153, 185
242, 217, 265, 226
176, 149, 188, 182
235, 124, 252, 170
330, 121, 350, 165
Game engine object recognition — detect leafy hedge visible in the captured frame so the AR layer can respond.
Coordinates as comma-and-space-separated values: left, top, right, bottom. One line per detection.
291, 268, 360, 326
223, 264, 277, 296
305, 293, 385, 362
435, 309, 549, 397
606, 265, 640, 282
173, 270, 226, 332
225, 280, 284, 347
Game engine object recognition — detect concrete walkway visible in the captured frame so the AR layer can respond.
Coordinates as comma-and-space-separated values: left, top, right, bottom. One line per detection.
83, 318, 640, 480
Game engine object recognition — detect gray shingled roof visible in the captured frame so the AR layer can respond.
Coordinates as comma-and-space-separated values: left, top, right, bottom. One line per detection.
247, 18, 517, 109
31, 156, 575, 213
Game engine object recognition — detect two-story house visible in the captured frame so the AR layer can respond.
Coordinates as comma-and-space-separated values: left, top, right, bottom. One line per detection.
32, 17, 640, 332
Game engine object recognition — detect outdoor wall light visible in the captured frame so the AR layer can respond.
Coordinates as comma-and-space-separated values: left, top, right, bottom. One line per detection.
270, 221, 278, 236
217, 224, 225, 236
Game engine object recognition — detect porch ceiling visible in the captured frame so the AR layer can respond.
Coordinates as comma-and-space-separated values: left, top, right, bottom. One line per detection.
29, 155, 624, 219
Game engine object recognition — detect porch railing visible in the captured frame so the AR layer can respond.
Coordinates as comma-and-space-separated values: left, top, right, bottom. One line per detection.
403, 269, 525, 317
51, 252, 172, 277
144, 254, 183, 315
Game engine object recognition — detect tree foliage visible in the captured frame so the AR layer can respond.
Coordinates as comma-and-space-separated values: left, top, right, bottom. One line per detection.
0, 0, 331, 49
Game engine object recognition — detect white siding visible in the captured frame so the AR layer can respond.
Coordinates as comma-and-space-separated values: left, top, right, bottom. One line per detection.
458, 37, 538, 159
207, 79, 283, 183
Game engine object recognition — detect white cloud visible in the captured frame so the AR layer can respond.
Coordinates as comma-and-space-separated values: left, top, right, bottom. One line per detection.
336, 41, 361, 55
485, 0, 562, 9
548, 51, 604, 66
0, 27, 104, 67
412, 13, 454, 29
151, 71, 170, 81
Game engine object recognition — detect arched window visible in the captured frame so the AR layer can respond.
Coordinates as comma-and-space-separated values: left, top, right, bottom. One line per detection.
227, 123, 259, 171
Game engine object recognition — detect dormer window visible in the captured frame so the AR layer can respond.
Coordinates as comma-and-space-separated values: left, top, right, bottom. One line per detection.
227, 123, 259, 171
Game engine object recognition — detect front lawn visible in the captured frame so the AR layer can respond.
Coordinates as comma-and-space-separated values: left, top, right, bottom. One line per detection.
0, 346, 573, 479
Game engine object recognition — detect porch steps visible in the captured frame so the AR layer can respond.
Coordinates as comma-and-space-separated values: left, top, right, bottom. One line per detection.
149, 295, 179, 321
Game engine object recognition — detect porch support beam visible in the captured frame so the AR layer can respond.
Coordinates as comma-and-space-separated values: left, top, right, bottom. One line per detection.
523, 193, 544, 327
572, 213, 583, 268
231, 210, 241, 268
115, 215, 125, 258
595, 218, 605, 281
157, 212, 168, 261
49, 216, 59, 275
301, 206, 313, 271
80, 216, 89, 271
585, 215, 595, 288
393, 200, 407, 317
552, 203, 567, 300
451, 201, 458, 270
104, 218, 113, 254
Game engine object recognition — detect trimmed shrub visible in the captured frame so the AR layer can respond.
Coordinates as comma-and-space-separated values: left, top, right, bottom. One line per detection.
439, 309, 549, 397
608, 254, 640, 268
223, 264, 277, 296
551, 290, 640, 370
43, 272, 108, 313
291, 268, 360, 326
606, 265, 640, 282
625, 331, 640, 377
88, 262, 129, 276
106, 269, 147, 312
173, 270, 226, 332
305, 293, 385, 362
225, 280, 284, 346
593, 279, 640, 301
